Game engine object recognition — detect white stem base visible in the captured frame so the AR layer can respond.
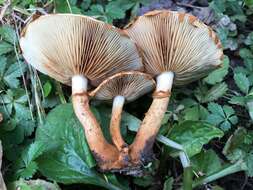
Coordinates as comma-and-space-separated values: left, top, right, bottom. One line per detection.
113, 95, 125, 109
72, 75, 88, 94
156, 71, 174, 92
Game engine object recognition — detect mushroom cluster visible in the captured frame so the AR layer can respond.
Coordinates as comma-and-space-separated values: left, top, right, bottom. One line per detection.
20, 10, 223, 174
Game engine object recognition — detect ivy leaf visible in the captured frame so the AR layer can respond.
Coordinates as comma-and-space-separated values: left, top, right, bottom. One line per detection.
204, 56, 229, 85
35, 104, 127, 190
167, 121, 224, 157
234, 72, 250, 94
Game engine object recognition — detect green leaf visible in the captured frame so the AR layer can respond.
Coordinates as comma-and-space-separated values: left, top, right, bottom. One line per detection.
245, 0, 253, 6
35, 104, 126, 190
15, 142, 45, 179
182, 106, 200, 121
163, 177, 174, 190
209, 0, 226, 14
207, 103, 225, 117
0, 25, 17, 44
43, 81, 52, 98
0, 57, 26, 88
0, 89, 31, 120
9, 179, 61, 190
234, 72, 250, 94
133, 176, 155, 187
204, 56, 229, 85
22, 142, 45, 165
191, 149, 222, 176
0, 41, 13, 55
245, 151, 253, 177
229, 96, 246, 106
239, 48, 253, 59
202, 82, 228, 103
207, 103, 238, 131
36, 104, 94, 167
167, 121, 224, 157
19, 161, 38, 179
222, 128, 252, 163
106, 2, 125, 20
54, 0, 82, 13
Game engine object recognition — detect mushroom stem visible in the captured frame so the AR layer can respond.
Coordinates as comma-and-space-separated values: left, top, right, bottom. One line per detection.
71, 75, 122, 171
110, 95, 127, 151
130, 72, 174, 164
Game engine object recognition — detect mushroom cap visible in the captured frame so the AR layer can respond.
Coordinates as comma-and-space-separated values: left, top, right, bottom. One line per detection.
20, 14, 143, 87
89, 71, 155, 102
125, 10, 224, 85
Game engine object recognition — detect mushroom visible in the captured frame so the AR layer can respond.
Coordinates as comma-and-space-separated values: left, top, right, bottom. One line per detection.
125, 10, 223, 164
20, 14, 143, 171
89, 71, 155, 168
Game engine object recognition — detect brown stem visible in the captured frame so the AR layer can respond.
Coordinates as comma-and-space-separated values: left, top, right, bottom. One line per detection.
130, 96, 170, 165
72, 92, 129, 171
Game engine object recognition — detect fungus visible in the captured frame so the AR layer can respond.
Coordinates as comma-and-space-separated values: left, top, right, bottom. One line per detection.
125, 10, 223, 164
20, 14, 143, 171
90, 71, 155, 166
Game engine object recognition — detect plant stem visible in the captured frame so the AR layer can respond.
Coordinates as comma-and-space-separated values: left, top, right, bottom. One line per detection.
156, 135, 191, 168
156, 135, 192, 190
193, 160, 247, 188
183, 166, 193, 190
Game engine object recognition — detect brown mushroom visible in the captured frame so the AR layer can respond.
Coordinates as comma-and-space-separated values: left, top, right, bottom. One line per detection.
20, 14, 143, 171
90, 71, 155, 168
125, 10, 223, 165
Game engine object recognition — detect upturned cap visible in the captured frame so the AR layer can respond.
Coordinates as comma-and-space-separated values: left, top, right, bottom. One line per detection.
20, 14, 143, 87
125, 10, 223, 85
